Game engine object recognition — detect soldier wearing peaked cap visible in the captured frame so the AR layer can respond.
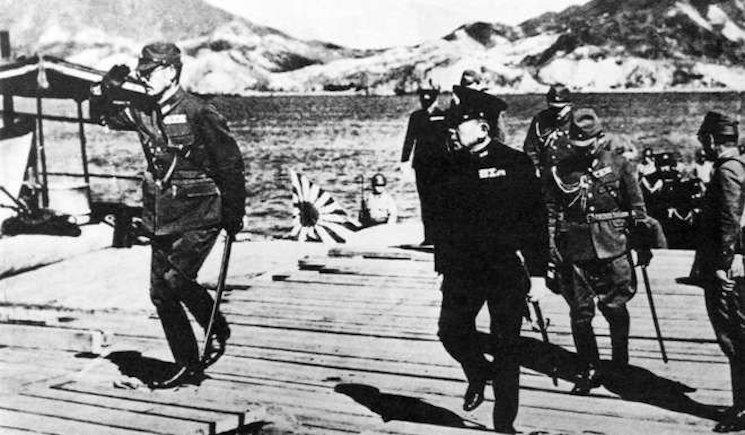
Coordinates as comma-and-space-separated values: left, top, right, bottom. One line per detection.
541, 108, 652, 395
90, 42, 247, 389
523, 83, 574, 171
695, 112, 745, 433
401, 87, 448, 244
432, 85, 548, 433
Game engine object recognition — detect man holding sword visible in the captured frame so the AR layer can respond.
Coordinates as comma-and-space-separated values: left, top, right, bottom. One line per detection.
541, 108, 654, 395
90, 42, 246, 389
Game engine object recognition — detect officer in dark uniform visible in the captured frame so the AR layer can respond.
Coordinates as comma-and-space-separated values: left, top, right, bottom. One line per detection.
542, 108, 651, 395
401, 87, 448, 245
695, 112, 745, 433
523, 83, 573, 170
432, 85, 548, 433
90, 42, 247, 388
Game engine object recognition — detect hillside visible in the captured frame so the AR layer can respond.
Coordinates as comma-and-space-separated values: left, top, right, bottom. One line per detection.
5, 0, 745, 94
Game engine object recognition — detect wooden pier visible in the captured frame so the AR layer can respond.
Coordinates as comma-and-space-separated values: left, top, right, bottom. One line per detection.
0, 243, 736, 434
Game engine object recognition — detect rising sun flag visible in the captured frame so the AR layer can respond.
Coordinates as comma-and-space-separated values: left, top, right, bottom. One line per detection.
288, 169, 362, 243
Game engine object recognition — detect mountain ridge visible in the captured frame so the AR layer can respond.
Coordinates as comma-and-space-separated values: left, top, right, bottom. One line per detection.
5, 0, 745, 94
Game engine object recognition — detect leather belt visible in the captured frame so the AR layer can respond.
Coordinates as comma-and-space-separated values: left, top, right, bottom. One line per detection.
585, 210, 642, 223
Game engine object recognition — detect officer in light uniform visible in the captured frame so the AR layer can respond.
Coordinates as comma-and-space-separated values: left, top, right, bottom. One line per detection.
432, 85, 548, 433
542, 108, 652, 394
695, 112, 745, 433
91, 42, 246, 388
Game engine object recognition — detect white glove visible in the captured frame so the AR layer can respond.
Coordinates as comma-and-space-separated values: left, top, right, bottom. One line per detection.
730, 254, 745, 279
528, 277, 550, 303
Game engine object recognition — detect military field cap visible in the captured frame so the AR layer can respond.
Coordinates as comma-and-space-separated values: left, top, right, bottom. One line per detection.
460, 69, 483, 87
452, 85, 507, 129
137, 42, 182, 73
371, 173, 387, 186
699, 111, 738, 138
547, 83, 571, 107
570, 108, 603, 144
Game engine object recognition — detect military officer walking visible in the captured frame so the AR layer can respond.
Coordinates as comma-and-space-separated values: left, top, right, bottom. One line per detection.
401, 87, 447, 244
432, 85, 548, 433
91, 42, 247, 388
523, 83, 574, 170
542, 108, 652, 395
695, 112, 745, 432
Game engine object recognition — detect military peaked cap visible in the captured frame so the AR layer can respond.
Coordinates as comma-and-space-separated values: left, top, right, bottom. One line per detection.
418, 87, 439, 102
137, 42, 183, 73
460, 69, 483, 87
547, 83, 571, 107
452, 85, 507, 129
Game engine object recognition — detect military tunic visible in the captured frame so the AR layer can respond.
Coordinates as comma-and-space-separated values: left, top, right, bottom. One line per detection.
523, 107, 572, 170
401, 107, 448, 242
431, 140, 547, 428
91, 87, 246, 368
543, 136, 646, 366
696, 151, 745, 409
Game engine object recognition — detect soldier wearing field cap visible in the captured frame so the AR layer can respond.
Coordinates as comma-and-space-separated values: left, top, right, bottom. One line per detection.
90, 42, 246, 388
695, 111, 745, 432
542, 108, 652, 395
432, 84, 548, 433
523, 83, 574, 170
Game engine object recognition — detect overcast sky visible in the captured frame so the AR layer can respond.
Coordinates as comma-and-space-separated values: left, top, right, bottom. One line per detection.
205, 0, 590, 49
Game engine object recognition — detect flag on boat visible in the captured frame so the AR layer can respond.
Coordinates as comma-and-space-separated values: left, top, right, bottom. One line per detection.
288, 169, 361, 243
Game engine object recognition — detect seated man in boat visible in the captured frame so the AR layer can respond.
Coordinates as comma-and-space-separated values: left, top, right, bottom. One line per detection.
90, 42, 246, 388
541, 108, 652, 394
695, 111, 745, 433
359, 173, 398, 228
432, 84, 548, 433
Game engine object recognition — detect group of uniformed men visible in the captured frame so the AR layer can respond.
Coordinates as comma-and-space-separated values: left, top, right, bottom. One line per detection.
90, 41, 745, 433
403, 70, 745, 432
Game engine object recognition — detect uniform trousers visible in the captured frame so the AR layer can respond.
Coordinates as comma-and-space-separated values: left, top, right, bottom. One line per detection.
150, 227, 229, 368
704, 276, 745, 408
560, 254, 636, 367
437, 257, 527, 428
415, 167, 436, 243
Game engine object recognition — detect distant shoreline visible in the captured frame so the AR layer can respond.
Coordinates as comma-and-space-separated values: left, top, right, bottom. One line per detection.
200, 88, 745, 98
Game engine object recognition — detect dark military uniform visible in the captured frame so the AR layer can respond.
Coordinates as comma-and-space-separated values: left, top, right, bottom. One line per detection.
401, 106, 448, 243
92, 81, 246, 371
523, 84, 573, 170
543, 112, 646, 373
697, 149, 745, 418
432, 87, 546, 429
523, 107, 573, 170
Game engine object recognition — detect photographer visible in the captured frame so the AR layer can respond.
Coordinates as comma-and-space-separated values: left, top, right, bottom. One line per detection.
90, 42, 246, 388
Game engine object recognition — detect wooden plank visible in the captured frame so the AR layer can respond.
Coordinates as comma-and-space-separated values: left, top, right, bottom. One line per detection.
0, 324, 111, 354
24, 384, 248, 435
0, 408, 144, 435
0, 395, 211, 434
